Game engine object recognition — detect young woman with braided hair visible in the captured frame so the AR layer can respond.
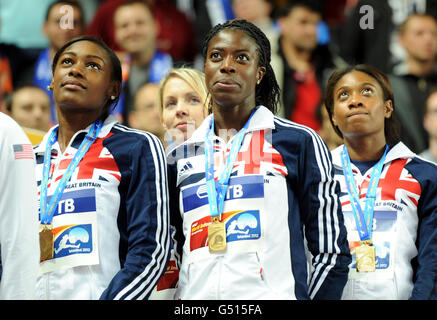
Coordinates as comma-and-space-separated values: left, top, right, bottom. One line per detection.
167, 19, 351, 300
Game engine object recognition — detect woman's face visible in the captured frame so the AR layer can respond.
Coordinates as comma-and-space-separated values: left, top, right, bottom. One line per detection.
161, 76, 207, 141
51, 40, 118, 116
204, 28, 265, 110
331, 70, 393, 140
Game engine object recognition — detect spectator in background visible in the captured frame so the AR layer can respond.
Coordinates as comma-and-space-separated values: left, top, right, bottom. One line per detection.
0, 112, 39, 299
420, 88, 437, 163
174, 0, 235, 68
113, 0, 173, 124
24, 0, 85, 125
339, 0, 437, 74
150, 67, 210, 300
275, 0, 344, 130
129, 82, 166, 143
5, 85, 51, 145
86, 0, 196, 64
388, 13, 437, 154
232, 0, 281, 96
158, 67, 209, 148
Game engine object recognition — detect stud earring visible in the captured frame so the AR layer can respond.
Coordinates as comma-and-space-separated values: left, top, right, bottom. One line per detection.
110, 96, 116, 100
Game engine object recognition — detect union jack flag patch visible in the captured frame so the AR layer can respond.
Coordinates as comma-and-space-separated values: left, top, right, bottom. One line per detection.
13, 144, 34, 160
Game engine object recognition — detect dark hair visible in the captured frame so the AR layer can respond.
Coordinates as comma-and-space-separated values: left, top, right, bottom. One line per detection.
324, 64, 400, 147
45, 0, 85, 27
51, 36, 122, 118
276, 0, 322, 18
201, 19, 280, 114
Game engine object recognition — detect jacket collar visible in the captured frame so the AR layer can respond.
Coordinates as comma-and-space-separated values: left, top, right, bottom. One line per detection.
187, 105, 275, 145
331, 141, 415, 169
34, 114, 118, 154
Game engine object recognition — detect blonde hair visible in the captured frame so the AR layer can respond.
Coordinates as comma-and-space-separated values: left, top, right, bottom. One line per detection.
158, 67, 210, 121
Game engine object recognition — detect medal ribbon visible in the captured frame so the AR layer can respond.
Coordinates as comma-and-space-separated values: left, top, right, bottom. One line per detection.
341, 144, 388, 241
204, 107, 257, 221
39, 119, 103, 225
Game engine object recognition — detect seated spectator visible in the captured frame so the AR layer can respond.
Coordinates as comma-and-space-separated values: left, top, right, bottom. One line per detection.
388, 13, 437, 153
113, 0, 173, 124
5, 85, 51, 145
25, 0, 85, 124
232, 0, 281, 94
339, 0, 437, 74
174, 0, 235, 67
420, 88, 437, 163
86, 0, 196, 64
275, 0, 345, 129
128, 82, 166, 143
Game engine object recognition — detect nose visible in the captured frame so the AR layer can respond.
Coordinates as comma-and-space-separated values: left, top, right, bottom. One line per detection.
175, 101, 189, 117
348, 91, 363, 108
68, 63, 84, 78
220, 55, 235, 73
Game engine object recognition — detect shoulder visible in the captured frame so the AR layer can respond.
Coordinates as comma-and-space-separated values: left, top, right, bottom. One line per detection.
272, 117, 329, 152
108, 124, 164, 150
0, 113, 28, 143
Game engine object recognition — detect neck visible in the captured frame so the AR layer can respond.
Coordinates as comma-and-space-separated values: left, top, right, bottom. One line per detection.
57, 111, 101, 153
429, 136, 437, 159
131, 47, 154, 66
406, 56, 436, 77
213, 105, 254, 142
281, 37, 312, 72
343, 134, 387, 161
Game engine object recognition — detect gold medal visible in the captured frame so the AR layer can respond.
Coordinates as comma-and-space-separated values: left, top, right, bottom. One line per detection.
39, 225, 54, 262
355, 240, 376, 272
208, 218, 227, 252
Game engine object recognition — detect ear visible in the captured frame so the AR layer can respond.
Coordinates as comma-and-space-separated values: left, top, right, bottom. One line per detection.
42, 22, 49, 37
384, 100, 393, 118
48, 79, 54, 91
331, 111, 338, 126
257, 66, 266, 85
108, 81, 121, 101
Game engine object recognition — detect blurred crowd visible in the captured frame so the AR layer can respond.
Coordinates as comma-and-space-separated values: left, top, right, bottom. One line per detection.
1, 0, 437, 161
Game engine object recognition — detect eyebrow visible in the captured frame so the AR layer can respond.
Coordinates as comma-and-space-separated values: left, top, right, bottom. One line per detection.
61, 51, 105, 64
210, 46, 250, 53
335, 82, 377, 93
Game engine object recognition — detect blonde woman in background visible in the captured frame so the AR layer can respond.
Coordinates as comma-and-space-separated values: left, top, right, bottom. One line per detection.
158, 67, 210, 149
150, 67, 209, 299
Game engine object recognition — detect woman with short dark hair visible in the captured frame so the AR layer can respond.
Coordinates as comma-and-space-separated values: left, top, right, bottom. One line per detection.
324, 64, 437, 300
35, 36, 170, 300
168, 20, 351, 300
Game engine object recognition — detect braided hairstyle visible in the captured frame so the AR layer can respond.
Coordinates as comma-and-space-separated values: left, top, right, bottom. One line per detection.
202, 19, 280, 114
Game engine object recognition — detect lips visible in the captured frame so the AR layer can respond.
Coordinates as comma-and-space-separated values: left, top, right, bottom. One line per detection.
347, 111, 368, 117
61, 79, 87, 90
214, 78, 240, 89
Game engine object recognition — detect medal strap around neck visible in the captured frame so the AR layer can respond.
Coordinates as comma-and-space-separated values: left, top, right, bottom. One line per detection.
204, 107, 258, 221
341, 144, 388, 241
39, 119, 103, 225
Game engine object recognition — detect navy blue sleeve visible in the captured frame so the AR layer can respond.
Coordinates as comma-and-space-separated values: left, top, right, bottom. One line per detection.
100, 131, 170, 300
273, 120, 350, 300
408, 158, 437, 299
